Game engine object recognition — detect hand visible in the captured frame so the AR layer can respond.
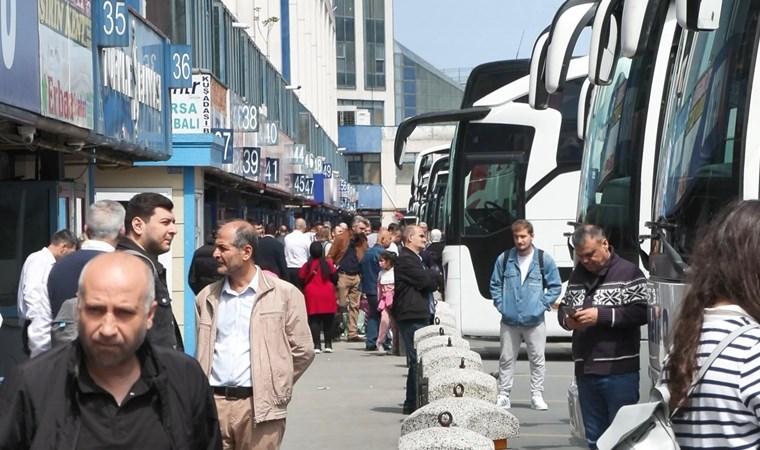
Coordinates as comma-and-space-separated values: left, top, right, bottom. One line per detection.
573, 307, 599, 327
564, 314, 586, 330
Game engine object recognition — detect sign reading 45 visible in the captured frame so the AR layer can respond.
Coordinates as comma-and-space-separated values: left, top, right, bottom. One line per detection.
293, 174, 314, 196
98, 0, 130, 47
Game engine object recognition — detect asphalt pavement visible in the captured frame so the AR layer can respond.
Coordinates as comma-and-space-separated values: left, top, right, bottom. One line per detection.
281, 338, 620, 450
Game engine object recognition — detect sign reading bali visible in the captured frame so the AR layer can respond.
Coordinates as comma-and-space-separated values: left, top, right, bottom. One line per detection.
93, 9, 171, 157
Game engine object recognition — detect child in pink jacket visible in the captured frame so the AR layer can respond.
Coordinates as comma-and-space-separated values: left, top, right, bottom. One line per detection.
376, 251, 396, 352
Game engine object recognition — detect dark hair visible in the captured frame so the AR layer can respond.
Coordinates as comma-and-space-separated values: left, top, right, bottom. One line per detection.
265, 223, 277, 235
511, 219, 534, 235
308, 241, 331, 282
229, 221, 258, 255
667, 200, 760, 411
371, 219, 382, 232
51, 229, 80, 249
125, 193, 174, 234
379, 251, 396, 267
387, 223, 399, 233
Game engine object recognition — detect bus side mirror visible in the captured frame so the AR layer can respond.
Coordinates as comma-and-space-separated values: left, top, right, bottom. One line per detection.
676, 0, 721, 31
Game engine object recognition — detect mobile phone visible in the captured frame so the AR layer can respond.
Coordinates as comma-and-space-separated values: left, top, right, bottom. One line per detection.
562, 306, 579, 317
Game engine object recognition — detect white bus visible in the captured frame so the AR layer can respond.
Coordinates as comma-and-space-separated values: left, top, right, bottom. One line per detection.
395, 56, 586, 338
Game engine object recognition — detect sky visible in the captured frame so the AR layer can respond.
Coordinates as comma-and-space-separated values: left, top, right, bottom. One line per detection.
393, 0, 576, 71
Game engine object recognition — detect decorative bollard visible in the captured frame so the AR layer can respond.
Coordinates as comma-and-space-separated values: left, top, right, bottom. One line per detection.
398, 411, 495, 450
413, 325, 459, 349
427, 368, 498, 404
417, 347, 482, 408
401, 385, 518, 450
416, 335, 470, 362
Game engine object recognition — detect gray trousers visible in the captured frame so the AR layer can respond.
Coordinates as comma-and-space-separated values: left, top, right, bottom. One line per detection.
497, 321, 547, 396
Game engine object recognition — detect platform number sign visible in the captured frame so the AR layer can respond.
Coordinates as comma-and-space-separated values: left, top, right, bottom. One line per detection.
340, 180, 348, 192
265, 158, 280, 184
241, 147, 261, 177
323, 163, 333, 178
293, 174, 314, 196
168, 45, 192, 88
211, 128, 234, 163
293, 144, 305, 164
98, 0, 130, 47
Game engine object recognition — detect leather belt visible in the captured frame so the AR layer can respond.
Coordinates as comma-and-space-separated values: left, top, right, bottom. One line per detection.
212, 386, 253, 400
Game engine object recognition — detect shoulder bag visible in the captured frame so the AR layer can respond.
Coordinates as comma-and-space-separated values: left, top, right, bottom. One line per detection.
597, 322, 760, 450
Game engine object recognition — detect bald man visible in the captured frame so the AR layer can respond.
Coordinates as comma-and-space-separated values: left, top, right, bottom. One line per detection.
284, 218, 312, 290
0, 252, 221, 449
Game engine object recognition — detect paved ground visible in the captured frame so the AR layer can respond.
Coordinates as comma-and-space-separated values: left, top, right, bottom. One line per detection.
281, 338, 604, 450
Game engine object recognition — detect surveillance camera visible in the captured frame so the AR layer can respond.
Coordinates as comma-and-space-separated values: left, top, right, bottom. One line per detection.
17, 126, 36, 145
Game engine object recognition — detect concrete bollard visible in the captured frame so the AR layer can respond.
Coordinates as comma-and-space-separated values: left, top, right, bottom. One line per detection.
416, 335, 470, 362
413, 325, 459, 349
427, 369, 498, 404
398, 411, 495, 450
431, 314, 457, 329
417, 348, 482, 408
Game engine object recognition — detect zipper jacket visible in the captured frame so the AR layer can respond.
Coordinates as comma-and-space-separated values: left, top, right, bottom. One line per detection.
194, 268, 315, 423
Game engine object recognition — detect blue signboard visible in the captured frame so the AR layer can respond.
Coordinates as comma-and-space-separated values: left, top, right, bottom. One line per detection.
168, 45, 192, 88
96, 0, 131, 47
0, 0, 40, 112
313, 173, 325, 203
93, 11, 172, 157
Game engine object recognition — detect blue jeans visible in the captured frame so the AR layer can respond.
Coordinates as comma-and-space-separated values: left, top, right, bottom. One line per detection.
364, 294, 380, 349
577, 372, 640, 448
398, 319, 428, 410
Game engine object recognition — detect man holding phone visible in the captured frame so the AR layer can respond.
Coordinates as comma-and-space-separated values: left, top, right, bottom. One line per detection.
490, 220, 562, 410
559, 225, 648, 449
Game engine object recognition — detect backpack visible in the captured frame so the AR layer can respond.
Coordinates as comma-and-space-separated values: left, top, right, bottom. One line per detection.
597, 322, 760, 450
51, 297, 79, 347
502, 248, 546, 289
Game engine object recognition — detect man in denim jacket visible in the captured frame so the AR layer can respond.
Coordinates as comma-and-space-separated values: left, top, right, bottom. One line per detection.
490, 220, 561, 410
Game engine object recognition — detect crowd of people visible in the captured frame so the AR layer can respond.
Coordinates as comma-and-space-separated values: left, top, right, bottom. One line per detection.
3, 191, 446, 449
15, 193, 760, 449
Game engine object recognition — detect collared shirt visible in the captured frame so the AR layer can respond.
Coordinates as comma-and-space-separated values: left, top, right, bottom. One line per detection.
388, 242, 399, 255
284, 230, 311, 268
76, 356, 170, 450
80, 239, 116, 253
210, 268, 260, 387
17, 247, 56, 356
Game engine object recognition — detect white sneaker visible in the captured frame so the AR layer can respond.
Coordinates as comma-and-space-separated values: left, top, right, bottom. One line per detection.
314, 348, 322, 354
324, 347, 333, 353
531, 393, 548, 410
496, 395, 511, 409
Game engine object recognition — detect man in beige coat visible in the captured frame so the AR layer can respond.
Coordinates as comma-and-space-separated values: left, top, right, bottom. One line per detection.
195, 220, 315, 449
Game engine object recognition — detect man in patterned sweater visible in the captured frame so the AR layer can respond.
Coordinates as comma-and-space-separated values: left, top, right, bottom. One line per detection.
558, 225, 649, 449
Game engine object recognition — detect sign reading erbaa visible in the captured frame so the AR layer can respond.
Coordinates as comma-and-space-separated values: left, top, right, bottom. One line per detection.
92, 2, 181, 157
39, 0, 93, 127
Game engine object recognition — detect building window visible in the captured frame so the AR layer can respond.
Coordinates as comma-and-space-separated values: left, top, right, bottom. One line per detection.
336, 0, 356, 88
346, 154, 381, 184
363, 0, 385, 90
338, 99, 384, 126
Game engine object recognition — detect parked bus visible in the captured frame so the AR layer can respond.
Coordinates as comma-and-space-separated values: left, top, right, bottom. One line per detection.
395, 56, 585, 338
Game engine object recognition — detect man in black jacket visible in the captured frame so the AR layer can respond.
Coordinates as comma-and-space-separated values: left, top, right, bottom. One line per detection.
117, 192, 183, 351
558, 225, 648, 449
256, 223, 289, 279
394, 224, 441, 414
188, 230, 223, 295
0, 252, 221, 450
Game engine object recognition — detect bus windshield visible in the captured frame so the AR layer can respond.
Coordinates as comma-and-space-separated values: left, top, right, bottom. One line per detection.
652, 1, 755, 261
458, 123, 534, 236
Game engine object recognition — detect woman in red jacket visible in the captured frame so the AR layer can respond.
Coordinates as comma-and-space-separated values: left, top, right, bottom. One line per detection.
299, 241, 339, 353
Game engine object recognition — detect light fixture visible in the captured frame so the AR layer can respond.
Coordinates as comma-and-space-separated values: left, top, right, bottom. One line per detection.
285, 85, 301, 90
232, 22, 250, 29
337, 147, 346, 152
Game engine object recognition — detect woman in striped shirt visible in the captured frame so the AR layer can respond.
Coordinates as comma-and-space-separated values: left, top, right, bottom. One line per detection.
667, 200, 760, 449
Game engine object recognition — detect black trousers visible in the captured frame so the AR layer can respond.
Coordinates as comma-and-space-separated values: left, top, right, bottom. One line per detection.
308, 313, 335, 350
288, 268, 304, 291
